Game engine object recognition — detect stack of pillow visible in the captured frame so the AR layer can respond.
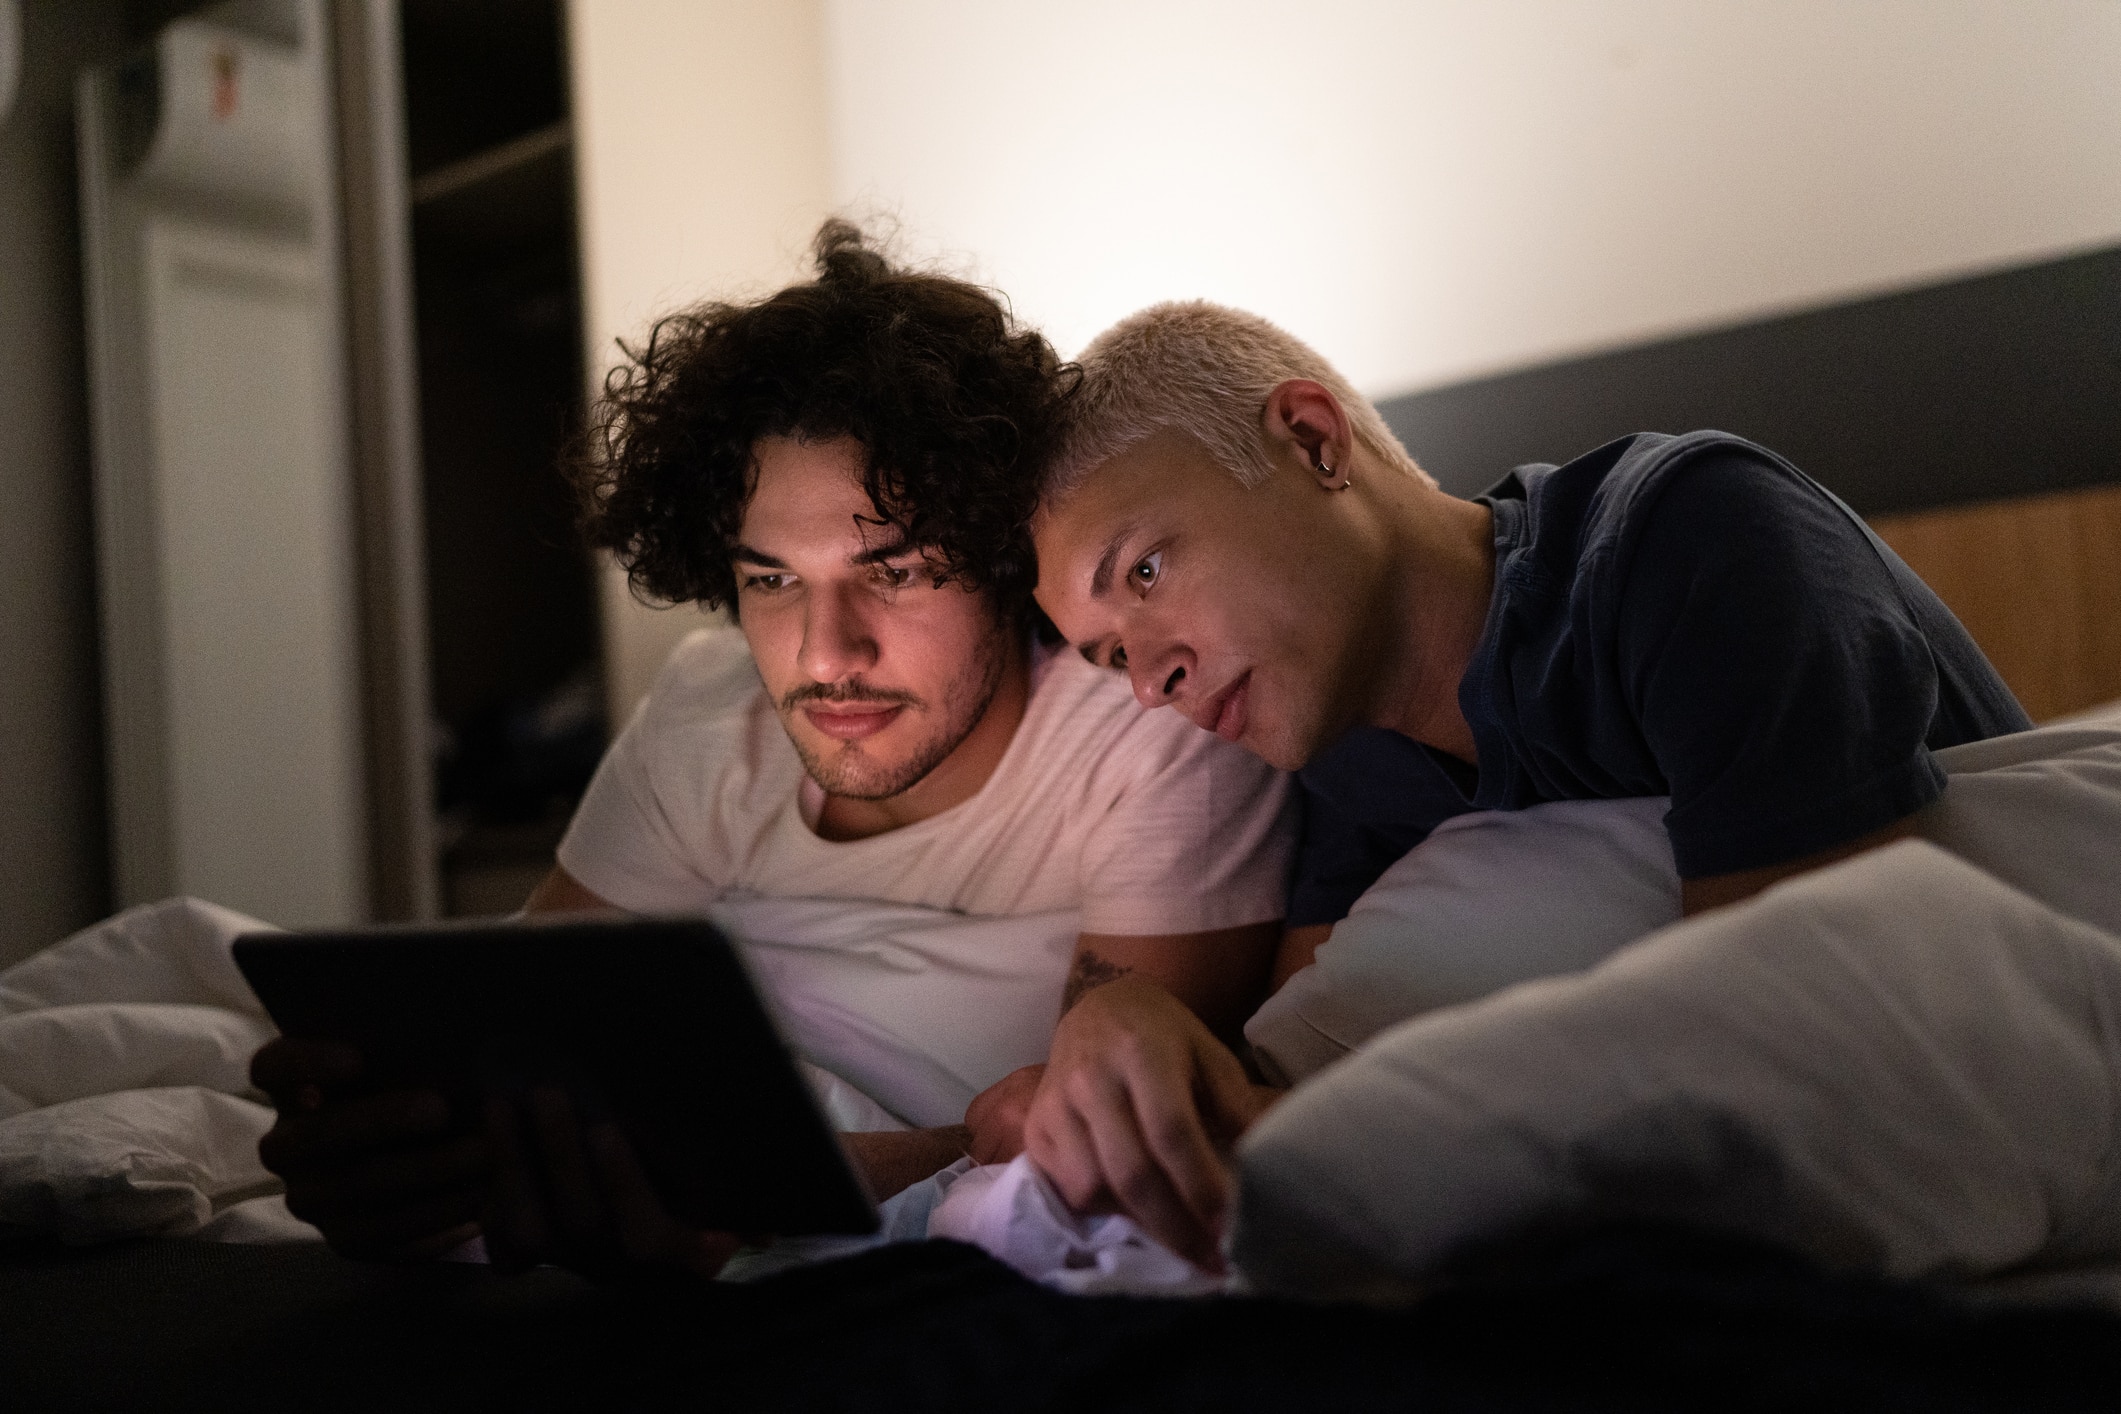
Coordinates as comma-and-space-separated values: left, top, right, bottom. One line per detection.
1234, 708, 2121, 1300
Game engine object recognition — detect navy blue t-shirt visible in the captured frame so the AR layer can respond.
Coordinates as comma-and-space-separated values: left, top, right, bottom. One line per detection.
1287, 430, 2030, 927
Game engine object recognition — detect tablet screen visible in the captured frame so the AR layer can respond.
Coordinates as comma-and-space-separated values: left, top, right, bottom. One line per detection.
234, 918, 879, 1237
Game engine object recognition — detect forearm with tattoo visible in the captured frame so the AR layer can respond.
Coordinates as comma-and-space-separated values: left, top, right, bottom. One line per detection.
1062, 948, 1134, 1012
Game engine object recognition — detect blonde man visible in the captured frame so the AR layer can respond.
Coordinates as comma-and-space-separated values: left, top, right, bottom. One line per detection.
1005, 300, 2029, 1267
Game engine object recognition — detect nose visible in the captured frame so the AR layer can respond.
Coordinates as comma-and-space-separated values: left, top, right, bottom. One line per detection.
797, 583, 879, 683
1127, 639, 1195, 711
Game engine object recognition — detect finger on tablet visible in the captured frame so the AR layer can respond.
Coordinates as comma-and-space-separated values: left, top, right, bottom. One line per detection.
259, 1089, 452, 1174
481, 1096, 549, 1272
313, 1188, 484, 1262
251, 1037, 363, 1103
378, 1219, 484, 1265
586, 1124, 734, 1277
584, 1123, 669, 1258
278, 1131, 488, 1220
528, 1087, 605, 1244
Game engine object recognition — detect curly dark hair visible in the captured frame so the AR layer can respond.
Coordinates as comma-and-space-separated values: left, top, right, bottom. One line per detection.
570, 220, 1074, 625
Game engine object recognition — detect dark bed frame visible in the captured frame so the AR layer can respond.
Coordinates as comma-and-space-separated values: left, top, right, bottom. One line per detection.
1375, 242, 2121, 518
6, 1225, 2119, 1412
1376, 242, 2121, 725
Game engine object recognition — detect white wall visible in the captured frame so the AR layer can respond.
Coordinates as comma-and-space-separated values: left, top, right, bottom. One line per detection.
824, 0, 2121, 398
568, 0, 833, 721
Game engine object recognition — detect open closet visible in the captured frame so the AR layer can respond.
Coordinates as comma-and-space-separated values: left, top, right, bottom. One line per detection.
400, 0, 602, 915
78, 0, 604, 926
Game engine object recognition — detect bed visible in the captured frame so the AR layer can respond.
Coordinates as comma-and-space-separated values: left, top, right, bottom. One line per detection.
6, 1222, 2121, 1411
8, 246, 2121, 1412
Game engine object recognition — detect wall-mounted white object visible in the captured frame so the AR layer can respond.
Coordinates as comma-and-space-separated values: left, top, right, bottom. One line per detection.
75, 0, 403, 928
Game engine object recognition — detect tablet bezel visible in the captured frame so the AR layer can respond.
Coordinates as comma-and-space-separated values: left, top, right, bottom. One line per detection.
233, 916, 880, 1237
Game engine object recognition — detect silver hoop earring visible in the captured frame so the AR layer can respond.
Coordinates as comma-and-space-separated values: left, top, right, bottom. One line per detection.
1315, 454, 1353, 491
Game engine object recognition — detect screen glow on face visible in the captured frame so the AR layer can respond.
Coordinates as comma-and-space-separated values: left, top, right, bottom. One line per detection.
734, 435, 1011, 800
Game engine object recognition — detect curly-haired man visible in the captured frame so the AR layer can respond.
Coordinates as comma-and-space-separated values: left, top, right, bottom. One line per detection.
250, 225, 1294, 1275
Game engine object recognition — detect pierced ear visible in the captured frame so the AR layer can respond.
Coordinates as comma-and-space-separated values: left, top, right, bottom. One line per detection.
1263, 379, 1353, 488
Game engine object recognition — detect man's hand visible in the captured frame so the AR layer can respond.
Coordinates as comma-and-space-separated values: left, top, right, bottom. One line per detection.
965, 1064, 1044, 1164
481, 1088, 738, 1280
252, 1038, 488, 1261
481, 1098, 972, 1279
1021, 977, 1281, 1270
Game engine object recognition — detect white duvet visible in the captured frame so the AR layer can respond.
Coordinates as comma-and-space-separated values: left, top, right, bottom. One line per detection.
5, 709, 2119, 1309
0, 897, 301, 1243
0, 894, 1081, 1247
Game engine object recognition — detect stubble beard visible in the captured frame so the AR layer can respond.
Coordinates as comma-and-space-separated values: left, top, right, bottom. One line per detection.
782, 634, 1009, 802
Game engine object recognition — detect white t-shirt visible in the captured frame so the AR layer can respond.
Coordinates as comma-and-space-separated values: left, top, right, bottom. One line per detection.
557, 628, 1295, 936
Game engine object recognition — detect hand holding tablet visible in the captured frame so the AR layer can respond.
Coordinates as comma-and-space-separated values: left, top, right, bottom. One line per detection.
239, 918, 878, 1271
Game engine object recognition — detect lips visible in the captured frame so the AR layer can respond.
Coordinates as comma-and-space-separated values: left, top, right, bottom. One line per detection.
1191, 671, 1250, 744
802, 704, 905, 741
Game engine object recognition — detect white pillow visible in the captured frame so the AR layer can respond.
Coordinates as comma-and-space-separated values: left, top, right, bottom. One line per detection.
1231, 841, 2121, 1299
1244, 796, 1678, 1085
1922, 714, 2121, 937
1245, 712, 2121, 1088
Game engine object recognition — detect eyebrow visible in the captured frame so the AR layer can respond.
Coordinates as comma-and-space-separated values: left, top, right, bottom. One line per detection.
730, 538, 921, 571
1089, 522, 1140, 600
850, 535, 919, 567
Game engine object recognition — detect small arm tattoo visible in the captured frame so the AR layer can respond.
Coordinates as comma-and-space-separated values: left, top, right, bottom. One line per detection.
1062, 949, 1134, 1012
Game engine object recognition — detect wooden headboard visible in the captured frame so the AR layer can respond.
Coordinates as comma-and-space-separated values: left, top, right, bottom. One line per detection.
1376, 243, 2121, 722
1869, 484, 2121, 722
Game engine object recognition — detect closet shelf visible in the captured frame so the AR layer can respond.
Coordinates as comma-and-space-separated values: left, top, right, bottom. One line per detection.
410, 119, 570, 206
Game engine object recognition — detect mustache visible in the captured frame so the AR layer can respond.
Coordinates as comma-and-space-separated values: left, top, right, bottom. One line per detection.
781, 680, 923, 712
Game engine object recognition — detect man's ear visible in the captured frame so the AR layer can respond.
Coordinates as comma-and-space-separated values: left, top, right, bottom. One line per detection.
1262, 380, 1355, 489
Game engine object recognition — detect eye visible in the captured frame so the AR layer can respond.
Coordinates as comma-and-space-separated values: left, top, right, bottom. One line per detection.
1129, 551, 1163, 593
1110, 643, 1129, 671
742, 572, 791, 593
874, 564, 917, 590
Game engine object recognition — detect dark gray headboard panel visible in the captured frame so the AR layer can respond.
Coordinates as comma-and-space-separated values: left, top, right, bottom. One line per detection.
1374, 244, 2121, 517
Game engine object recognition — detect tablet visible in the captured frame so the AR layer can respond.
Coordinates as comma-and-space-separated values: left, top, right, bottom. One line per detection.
232, 917, 878, 1237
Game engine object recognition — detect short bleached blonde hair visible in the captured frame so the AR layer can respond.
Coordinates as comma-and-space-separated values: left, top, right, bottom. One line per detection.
1045, 301, 1433, 500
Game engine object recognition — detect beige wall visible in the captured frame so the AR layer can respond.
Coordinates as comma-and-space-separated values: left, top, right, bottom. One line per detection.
571, 0, 2121, 713
824, 0, 2121, 398
567, 0, 832, 723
